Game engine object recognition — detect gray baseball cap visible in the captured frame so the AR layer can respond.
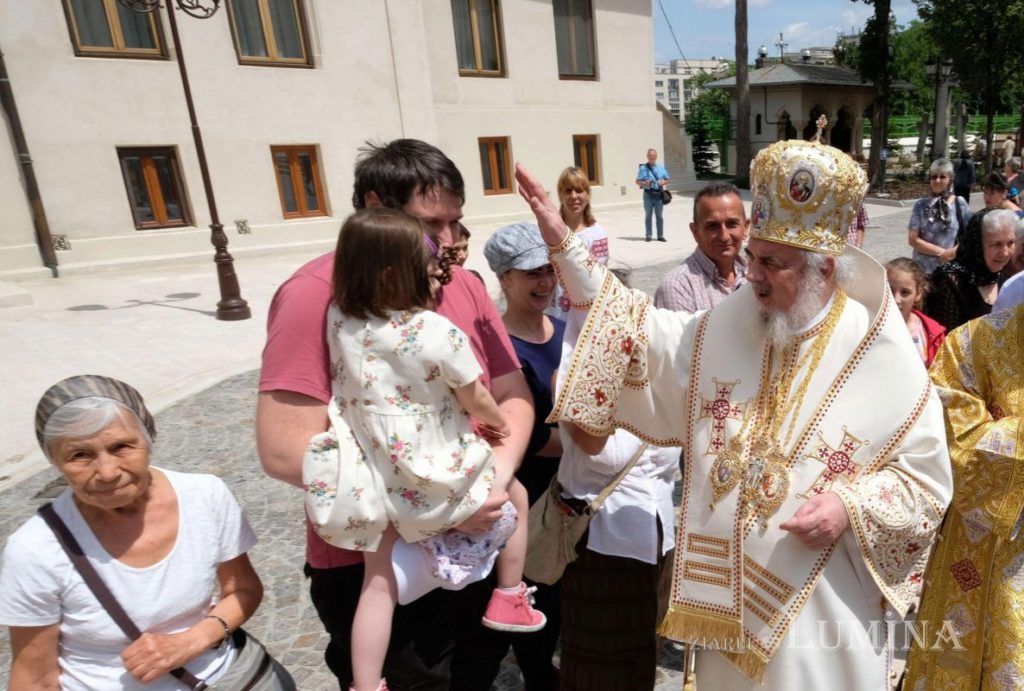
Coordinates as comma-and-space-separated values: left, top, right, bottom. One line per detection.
483, 222, 550, 274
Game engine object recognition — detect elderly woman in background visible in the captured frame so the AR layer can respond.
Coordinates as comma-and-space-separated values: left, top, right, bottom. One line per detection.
981, 172, 1024, 216
924, 208, 1017, 330
547, 167, 610, 320
908, 157, 972, 274
0, 376, 292, 691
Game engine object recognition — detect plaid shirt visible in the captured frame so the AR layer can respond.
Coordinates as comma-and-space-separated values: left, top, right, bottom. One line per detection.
654, 247, 748, 314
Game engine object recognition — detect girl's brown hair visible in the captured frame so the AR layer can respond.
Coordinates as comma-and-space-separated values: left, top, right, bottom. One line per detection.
332, 208, 433, 319
886, 257, 929, 309
557, 167, 596, 228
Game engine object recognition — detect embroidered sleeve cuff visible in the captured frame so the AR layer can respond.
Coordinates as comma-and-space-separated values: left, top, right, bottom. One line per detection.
836, 470, 943, 617
550, 234, 605, 309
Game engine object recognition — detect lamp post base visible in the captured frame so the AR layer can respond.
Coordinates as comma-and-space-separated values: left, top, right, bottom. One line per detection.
210, 222, 251, 321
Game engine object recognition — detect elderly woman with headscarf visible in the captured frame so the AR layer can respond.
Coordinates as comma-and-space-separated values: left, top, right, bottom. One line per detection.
0, 376, 293, 690
924, 208, 1018, 330
908, 157, 972, 274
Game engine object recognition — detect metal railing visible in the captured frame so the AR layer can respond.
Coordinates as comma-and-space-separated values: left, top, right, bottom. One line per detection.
863, 113, 1021, 138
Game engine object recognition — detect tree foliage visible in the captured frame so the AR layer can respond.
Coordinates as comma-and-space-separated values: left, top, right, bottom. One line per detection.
915, 0, 1024, 171
684, 66, 734, 124
684, 67, 735, 179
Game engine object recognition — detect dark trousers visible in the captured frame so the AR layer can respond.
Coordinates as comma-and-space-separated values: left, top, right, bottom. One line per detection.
450, 578, 561, 691
306, 562, 492, 691
954, 185, 971, 204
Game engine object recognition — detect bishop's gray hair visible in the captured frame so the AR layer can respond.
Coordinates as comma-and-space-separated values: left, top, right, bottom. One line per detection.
803, 250, 856, 287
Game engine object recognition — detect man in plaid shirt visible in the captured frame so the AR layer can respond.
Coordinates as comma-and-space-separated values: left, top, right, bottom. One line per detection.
654, 182, 749, 314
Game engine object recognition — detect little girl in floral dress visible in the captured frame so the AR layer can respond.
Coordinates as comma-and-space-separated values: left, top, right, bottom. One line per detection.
303, 208, 544, 691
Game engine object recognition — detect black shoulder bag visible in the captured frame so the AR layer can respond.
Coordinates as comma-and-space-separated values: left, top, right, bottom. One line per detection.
646, 163, 672, 205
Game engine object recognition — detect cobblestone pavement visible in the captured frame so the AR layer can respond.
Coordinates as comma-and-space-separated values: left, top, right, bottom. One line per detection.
0, 208, 912, 689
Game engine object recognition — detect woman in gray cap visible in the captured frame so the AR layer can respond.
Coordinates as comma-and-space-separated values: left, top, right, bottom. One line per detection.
466, 223, 566, 689
0, 375, 293, 690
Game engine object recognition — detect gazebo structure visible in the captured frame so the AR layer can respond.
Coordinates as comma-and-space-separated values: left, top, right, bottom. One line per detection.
705, 62, 875, 174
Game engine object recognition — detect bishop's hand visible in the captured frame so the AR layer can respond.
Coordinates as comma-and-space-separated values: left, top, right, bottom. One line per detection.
779, 492, 849, 550
516, 163, 568, 247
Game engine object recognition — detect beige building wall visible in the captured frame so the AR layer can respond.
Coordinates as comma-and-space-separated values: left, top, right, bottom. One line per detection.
0, 0, 659, 276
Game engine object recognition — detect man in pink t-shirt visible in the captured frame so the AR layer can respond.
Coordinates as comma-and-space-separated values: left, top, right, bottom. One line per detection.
256, 139, 533, 690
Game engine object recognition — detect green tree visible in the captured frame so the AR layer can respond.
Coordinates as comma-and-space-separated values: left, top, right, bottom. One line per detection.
851, 0, 894, 190
888, 20, 937, 116
916, 0, 1024, 172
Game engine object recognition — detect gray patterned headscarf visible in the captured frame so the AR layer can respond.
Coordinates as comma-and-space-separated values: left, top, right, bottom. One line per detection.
34, 375, 156, 448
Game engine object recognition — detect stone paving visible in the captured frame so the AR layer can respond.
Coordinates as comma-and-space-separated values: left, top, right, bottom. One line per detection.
0, 203, 915, 690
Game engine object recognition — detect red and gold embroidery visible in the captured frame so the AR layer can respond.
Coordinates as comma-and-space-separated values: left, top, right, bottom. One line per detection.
698, 378, 748, 456
800, 427, 869, 497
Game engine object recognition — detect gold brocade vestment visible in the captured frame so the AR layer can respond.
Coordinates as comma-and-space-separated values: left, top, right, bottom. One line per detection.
905, 305, 1024, 691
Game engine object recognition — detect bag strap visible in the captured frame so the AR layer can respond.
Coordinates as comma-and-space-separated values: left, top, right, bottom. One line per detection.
37, 504, 208, 691
645, 162, 658, 187
586, 442, 649, 515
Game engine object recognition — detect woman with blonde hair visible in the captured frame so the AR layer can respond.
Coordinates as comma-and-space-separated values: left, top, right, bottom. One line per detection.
547, 167, 609, 319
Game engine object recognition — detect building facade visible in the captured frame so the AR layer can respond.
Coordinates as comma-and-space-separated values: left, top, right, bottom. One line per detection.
653, 57, 729, 121
706, 62, 874, 174
0, 0, 665, 276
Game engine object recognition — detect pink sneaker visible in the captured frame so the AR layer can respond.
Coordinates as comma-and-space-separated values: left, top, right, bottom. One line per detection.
481, 583, 547, 632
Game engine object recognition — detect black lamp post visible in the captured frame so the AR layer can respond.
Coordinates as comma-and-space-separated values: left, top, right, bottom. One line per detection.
118, 0, 250, 321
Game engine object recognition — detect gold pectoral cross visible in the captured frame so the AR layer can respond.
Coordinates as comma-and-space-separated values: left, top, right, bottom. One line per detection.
708, 435, 790, 527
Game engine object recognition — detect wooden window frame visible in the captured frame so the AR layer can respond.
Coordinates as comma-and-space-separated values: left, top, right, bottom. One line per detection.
117, 147, 192, 230
226, 0, 312, 67
572, 134, 601, 185
554, 0, 596, 80
271, 145, 328, 219
61, 0, 167, 59
478, 137, 514, 195
452, 0, 506, 77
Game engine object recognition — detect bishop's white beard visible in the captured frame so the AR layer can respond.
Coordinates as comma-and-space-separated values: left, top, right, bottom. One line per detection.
755, 269, 828, 351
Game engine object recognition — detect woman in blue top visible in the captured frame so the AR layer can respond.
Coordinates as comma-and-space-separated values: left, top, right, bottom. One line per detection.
635, 148, 670, 242
908, 158, 972, 274
459, 222, 566, 690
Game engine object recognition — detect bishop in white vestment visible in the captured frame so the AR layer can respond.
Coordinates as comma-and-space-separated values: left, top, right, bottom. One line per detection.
515, 140, 953, 689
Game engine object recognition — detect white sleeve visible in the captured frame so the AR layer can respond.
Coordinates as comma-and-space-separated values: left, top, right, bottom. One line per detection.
423, 312, 483, 389
0, 518, 65, 626
206, 476, 257, 564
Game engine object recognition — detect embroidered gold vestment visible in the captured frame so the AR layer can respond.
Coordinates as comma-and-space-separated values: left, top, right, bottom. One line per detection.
904, 305, 1024, 691
548, 234, 953, 685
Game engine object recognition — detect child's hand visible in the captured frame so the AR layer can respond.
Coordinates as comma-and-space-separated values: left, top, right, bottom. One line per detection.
477, 420, 510, 440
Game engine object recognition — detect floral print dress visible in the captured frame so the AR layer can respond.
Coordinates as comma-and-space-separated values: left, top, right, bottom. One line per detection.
304, 307, 510, 583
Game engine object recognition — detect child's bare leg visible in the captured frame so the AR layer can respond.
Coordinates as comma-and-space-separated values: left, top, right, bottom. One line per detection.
495, 478, 528, 589
351, 526, 399, 691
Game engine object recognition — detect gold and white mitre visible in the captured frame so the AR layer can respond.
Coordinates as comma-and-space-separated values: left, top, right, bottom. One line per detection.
748, 139, 868, 255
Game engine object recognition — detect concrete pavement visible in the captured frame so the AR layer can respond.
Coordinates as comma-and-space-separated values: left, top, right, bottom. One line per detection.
0, 193, 915, 689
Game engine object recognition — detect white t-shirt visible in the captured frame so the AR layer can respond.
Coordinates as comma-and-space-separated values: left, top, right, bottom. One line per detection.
0, 469, 257, 690
557, 428, 678, 564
